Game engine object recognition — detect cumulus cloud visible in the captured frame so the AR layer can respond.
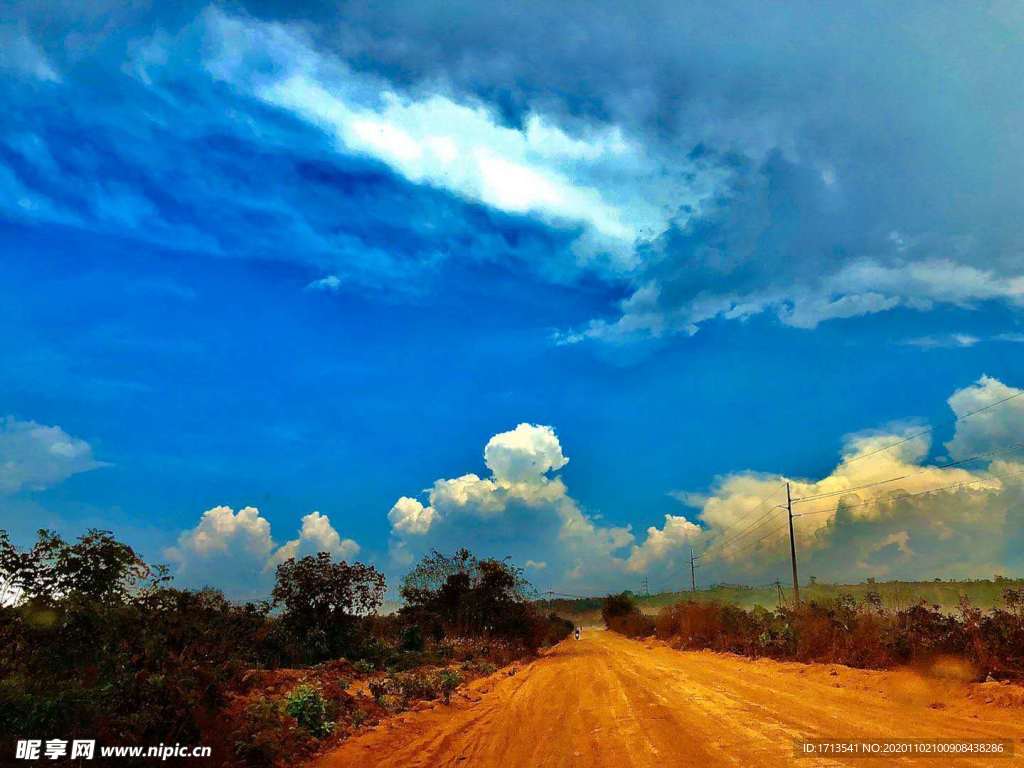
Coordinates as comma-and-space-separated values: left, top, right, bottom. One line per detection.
625, 514, 702, 573
166, 505, 359, 597
387, 496, 436, 535
271, 511, 360, 566
945, 376, 1024, 461
384, 382, 1024, 591
484, 423, 569, 483
0, 416, 107, 494
634, 376, 1024, 585
386, 423, 633, 591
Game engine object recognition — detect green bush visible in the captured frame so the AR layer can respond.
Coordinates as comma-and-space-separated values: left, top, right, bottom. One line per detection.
232, 698, 312, 768
437, 669, 462, 704
602, 592, 655, 638
284, 684, 333, 738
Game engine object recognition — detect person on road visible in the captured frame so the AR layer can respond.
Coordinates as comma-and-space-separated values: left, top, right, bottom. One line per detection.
574, 626, 581, 640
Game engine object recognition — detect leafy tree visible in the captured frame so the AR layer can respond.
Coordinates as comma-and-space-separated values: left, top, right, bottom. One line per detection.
272, 553, 385, 661
398, 549, 556, 648
0, 528, 162, 605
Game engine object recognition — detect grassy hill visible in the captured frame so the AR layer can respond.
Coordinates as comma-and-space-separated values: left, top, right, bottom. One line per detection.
538, 577, 1024, 624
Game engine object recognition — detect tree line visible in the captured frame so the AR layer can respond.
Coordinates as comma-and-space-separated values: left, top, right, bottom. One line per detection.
0, 529, 572, 765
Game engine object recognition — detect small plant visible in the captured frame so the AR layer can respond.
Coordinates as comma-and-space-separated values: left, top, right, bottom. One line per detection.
474, 660, 497, 676
437, 669, 463, 704
353, 659, 375, 675
284, 684, 333, 738
232, 697, 312, 768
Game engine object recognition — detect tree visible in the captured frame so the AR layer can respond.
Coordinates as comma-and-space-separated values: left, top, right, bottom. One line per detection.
399, 549, 533, 638
0, 528, 158, 605
272, 553, 385, 660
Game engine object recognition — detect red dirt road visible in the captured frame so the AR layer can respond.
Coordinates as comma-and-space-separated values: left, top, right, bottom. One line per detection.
318, 630, 1024, 767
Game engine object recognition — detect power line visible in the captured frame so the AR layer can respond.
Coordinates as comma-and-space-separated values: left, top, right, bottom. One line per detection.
696, 506, 786, 562
792, 441, 1024, 505
676, 390, 1023, 595
694, 485, 787, 561
725, 520, 792, 559
791, 477, 1000, 518
830, 389, 1024, 469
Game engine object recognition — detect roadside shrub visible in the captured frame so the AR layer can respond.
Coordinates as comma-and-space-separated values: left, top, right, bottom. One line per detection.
398, 549, 570, 655
602, 592, 655, 638
230, 697, 315, 768
353, 660, 376, 675
652, 593, 1024, 679
283, 685, 332, 738
438, 669, 463, 704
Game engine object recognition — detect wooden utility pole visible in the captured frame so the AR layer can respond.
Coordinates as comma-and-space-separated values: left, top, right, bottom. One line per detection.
786, 482, 801, 605
689, 546, 696, 593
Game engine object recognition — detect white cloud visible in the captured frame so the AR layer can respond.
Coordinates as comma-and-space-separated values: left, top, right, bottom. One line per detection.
0, 416, 107, 494
382, 386, 1024, 591
625, 514, 701, 573
167, 504, 274, 560
902, 333, 980, 349
387, 496, 436, 535
561, 258, 1024, 345
200, 9, 714, 268
306, 274, 342, 292
945, 376, 1024, 461
386, 423, 633, 591
166, 505, 360, 597
484, 423, 569, 483
640, 377, 1024, 584
271, 510, 360, 565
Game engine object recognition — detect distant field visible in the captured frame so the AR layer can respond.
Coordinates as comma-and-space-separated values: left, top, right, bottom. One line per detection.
538, 577, 1024, 622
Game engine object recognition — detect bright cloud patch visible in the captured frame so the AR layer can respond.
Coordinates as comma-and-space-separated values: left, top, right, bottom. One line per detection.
0, 416, 106, 494
306, 274, 342, 292
484, 423, 569, 483
386, 423, 633, 591
642, 376, 1024, 584
166, 505, 359, 597
200, 9, 708, 267
271, 511, 360, 566
386, 378, 1024, 592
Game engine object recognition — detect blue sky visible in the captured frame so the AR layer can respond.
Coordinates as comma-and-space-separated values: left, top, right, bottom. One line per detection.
2, 1, 1024, 597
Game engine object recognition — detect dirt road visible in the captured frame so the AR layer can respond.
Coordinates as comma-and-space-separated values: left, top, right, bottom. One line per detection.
318, 630, 1024, 767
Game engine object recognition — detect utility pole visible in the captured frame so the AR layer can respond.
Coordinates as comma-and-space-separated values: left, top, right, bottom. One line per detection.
786, 481, 801, 605
689, 546, 696, 593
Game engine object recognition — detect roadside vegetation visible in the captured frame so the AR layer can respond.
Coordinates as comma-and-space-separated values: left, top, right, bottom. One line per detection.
0, 530, 571, 767
602, 590, 1024, 680
543, 576, 1024, 625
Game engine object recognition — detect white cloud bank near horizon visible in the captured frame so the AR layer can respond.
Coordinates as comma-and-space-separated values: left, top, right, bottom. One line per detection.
165, 506, 358, 598
385, 376, 1024, 592
22, 374, 1012, 598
